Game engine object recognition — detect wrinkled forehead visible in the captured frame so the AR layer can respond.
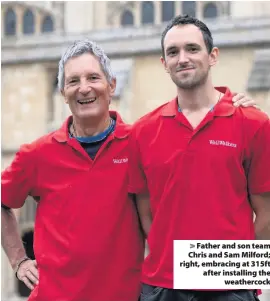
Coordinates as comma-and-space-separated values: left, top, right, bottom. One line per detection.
164, 24, 206, 49
64, 53, 103, 75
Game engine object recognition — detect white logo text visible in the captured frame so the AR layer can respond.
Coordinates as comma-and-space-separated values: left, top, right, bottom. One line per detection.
209, 140, 237, 148
113, 158, 128, 164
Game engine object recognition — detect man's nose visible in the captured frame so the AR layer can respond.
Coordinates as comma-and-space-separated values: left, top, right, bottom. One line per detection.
178, 51, 189, 64
78, 80, 91, 95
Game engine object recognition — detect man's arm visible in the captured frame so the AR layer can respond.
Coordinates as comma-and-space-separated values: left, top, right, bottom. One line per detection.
246, 119, 270, 239
135, 192, 152, 239
250, 192, 270, 240
128, 124, 153, 238
1, 207, 27, 269
1, 206, 39, 289
1, 143, 39, 289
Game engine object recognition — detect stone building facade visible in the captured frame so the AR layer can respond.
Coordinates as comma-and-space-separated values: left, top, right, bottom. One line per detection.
1, 1, 270, 300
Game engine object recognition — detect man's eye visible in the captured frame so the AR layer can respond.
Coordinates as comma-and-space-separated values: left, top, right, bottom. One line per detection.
69, 79, 78, 84
168, 50, 177, 56
189, 47, 198, 52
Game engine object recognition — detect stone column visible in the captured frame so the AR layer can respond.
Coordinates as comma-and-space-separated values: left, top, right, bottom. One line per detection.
154, 1, 161, 25
134, 2, 141, 27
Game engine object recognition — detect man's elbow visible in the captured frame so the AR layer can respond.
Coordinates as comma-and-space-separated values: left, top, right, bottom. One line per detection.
254, 214, 270, 240
251, 192, 270, 240
135, 193, 152, 239
1, 203, 11, 210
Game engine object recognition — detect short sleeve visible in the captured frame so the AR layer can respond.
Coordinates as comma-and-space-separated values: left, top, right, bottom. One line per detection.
1, 143, 37, 208
128, 126, 148, 194
248, 119, 270, 194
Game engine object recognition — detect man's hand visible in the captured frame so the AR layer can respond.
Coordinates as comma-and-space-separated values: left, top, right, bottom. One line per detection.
232, 93, 259, 109
16, 259, 39, 290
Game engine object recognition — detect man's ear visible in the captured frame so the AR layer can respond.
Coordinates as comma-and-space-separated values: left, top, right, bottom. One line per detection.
160, 56, 169, 73
109, 77, 116, 98
209, 47, 219, 67
61, 89, 68, 104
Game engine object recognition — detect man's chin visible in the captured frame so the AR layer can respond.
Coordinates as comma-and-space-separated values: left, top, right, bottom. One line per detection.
175, 77, 206, 90
76, 110, 102, 121
176, 81, 197, 90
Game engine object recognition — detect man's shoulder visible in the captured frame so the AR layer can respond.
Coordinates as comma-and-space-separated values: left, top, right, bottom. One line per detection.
116, 120, 132, 130
20, 131, 57, 153
131, 101, 172, 132
235, 106, 269, 129
218, 86, 269, 128
8, 131, 59, 169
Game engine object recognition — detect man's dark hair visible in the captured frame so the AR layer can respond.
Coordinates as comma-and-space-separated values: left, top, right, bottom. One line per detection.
161, 15, 214, 57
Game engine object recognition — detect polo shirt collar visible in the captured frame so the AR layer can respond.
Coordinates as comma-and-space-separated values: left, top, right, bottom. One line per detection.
213, 87, 236, 117
52, 111, 129, 143
161, 97, 178, 117
52, 116, 71, 142
110, 111, 130, 139
161, 86, 236, 117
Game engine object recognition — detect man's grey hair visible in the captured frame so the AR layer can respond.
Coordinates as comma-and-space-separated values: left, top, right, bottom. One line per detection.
57, 39, 115, 91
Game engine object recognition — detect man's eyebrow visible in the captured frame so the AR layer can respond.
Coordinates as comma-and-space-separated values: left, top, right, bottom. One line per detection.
65, 72, 101, 81
186, 43, 201, 48
166, 45, 177, 53
89, 72, 101, 77
166, 43, 201, 51
66, 75, 79, 81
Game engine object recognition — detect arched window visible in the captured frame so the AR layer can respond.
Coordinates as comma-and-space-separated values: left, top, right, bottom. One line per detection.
121, 10, 134, 26
42, 15, 54, 32
182, 1, 196, 17
23, 9, 35, 34
141, 1, 154, 24
203, 3, 218, 19
162, 1, 175, 22
4, 8, 16, 36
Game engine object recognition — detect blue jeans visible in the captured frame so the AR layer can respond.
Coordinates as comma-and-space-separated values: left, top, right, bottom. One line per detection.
140, 283, 260, 301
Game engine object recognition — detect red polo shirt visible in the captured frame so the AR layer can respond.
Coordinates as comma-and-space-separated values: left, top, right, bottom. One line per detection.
2, 112, 144, 301
128, 87, 270, 289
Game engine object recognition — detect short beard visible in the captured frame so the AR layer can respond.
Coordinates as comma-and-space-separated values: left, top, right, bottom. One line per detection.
172, 70, 209, 90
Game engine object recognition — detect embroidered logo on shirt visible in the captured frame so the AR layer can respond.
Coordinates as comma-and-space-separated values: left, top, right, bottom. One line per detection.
113, 158, 128, 164
209, 140, 237, 148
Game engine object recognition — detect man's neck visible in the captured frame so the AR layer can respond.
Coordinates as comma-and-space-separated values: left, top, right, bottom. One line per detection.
72, 114, 111, 137
177, 83, 222, 112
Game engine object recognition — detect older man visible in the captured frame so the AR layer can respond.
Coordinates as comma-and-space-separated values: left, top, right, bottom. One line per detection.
1, 40, 144, 301
1, 39, 258, 301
